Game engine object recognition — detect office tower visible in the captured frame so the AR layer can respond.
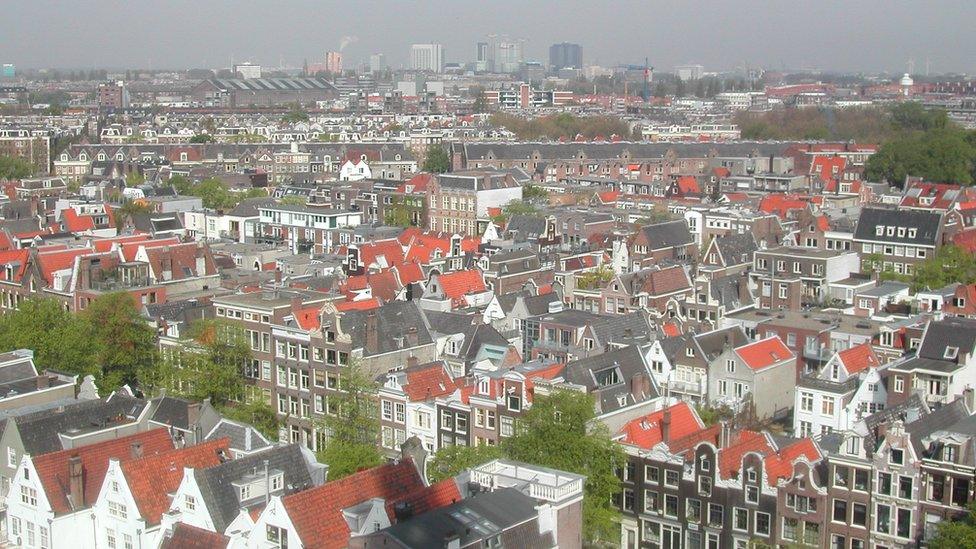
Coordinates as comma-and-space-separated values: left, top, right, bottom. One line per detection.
409, 44, 444, 72
369, 53, 387, 73
549, 42, 582, 71
486, 35, 524, 74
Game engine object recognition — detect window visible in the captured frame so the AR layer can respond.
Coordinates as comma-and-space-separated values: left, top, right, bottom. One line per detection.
622, 488, 635, 511
686, 498, 702, 522
854, 469, 868, 491
266, 525, 288, 548
894, 376, 904, 393
645, 465, 659, 484
698, 476, 712, 496
890, 448, 904, 465
876, 503, 891, 534
664, 494, 678, 518
896, 508, 911, 538
643, 489, 658, 513
833, 499, 847, 523
834, 466, 849, 488
800, 392, 813, 412
783, 517, 798, 541
746, 485, 759, 504
107, 528, 117, 549
7, 447, 15, 467
708, 503, 724, 527
822, 396, 836, 416
852, 503, 867, 527
108, 501, 128, 519
899, 476, 913, 499
664, 469, 679, 487
756, 512, 770, 536
878, 472, 892, 495
21, 485, 37, 506
733, 508, 748, 531
726, 359, 735, 373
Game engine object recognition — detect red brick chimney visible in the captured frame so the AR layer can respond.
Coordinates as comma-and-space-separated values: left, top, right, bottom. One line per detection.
68, 455, 84, 508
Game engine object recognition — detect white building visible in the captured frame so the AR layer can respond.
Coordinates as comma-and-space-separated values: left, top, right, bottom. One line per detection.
409, 44, 444, 72
794, 343, 886, 438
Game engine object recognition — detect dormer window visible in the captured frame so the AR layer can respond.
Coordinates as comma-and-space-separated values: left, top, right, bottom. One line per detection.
944, 347, 959, 360
875, 226, 884, 236
686, 347, 695, 357
944, 444, 958, 463
908, 228, 917, 238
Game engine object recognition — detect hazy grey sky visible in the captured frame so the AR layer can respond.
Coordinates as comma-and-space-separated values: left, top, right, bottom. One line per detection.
4, 0, 974, 74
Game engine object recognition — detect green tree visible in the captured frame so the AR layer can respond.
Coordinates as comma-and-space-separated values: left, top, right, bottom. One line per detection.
504, 389, 626, 544
866, 128, 975, 185
316, 362, 384, 479
169, 175, 193, 195
82, 292, 156, 391
191, 178, 237, 209
0, 156, 34, 179
472, 90, 489, 114
0, 298, 100, 379
279, 196, 307, 206
189, 134, 214, 143
929, 504, 976, 549
907, 245, 976, 291
219, 399, 281, 441
113, 200, 150, 229
422, 146, 450, 173
522, 184, 549, 201
282, 104, 310, 124
428, 444, 503, 483
384, 204, 415, 228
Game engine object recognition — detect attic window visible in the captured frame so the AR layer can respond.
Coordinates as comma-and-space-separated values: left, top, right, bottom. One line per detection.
944, 347, 959, 360
908, 228, 917, 238
686, 347, 694, 357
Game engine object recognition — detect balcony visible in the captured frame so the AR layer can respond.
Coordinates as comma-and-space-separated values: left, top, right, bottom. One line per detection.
468, 459, 585, 505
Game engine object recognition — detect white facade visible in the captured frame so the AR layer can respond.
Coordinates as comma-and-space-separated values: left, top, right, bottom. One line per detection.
338, 159, 372, 181
409, 44, 444, 72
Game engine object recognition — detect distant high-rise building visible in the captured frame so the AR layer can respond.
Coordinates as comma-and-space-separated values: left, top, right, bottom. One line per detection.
97, 81, 130, 110
549, 43, 582, 71
486, 35, 524, 74
368, 53, 387, 73
233, 62, 262, 79
325, 51, 343, 73
410, 44, 444, 72
1, 64, 15, 79
675, 64, 704, 80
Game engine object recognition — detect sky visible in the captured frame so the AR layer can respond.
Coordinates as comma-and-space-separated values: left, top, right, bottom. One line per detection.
4, 0, 974, 74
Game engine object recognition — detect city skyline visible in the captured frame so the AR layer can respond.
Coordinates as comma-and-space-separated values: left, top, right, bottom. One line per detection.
3, 0, 975, 74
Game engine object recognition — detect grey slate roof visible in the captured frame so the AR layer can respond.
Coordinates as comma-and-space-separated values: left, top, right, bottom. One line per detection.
640, 220, 693, 250
904, 398, 972, 457
14, 394, 148, 455
363, 487, 552, 549
193, 444, 315, 532
340, 301, 434, 355
563, 345, 657, 415
463, 142, 792, 162
713, 232, 758, 266
853, 207, 943, 246
693, 326, 750, 362
917, 317, 976, 363
206, 419, 273, 454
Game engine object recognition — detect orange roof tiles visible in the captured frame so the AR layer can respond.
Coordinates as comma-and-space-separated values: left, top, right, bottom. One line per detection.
436, 269, 487, 301
618, 402, 705, 450
718, 430, 774, 480
735, 336, 793, 370
121, 438, 230, 525
402, 362, 457, 402
837, 342, 879, 375
336, 298, 381, 312
33, 429, 175, 515
161, 523, 229, 549
282, 460, 435, 549
764, 438, 820, 485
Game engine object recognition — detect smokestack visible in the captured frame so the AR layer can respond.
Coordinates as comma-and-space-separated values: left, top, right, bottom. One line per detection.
68, 455, 84, 508
365, 311, 379, 353
662, 406, 672, 442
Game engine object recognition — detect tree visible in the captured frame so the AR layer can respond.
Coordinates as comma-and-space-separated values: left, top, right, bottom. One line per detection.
865, 128, 976, 185
279, 196, 307, 206
905, 245, 976, 291
316, 362, 384, 479
282, 104, 310, 124
189, 134, 214, 143
929, 504, 976, 549
0, 298, 100, 379
0, 156, 34, 180
219, 399, 281, 441
422, 146, 450, 173
82, 292, 156, 391
191, 178, 237, 209
384, 204, 415, 228
472, 90, 489, 114
169, 175, 193, 195
113, 200, 150, 229
504, 389, 626, 544
522, 184, 549, 201
428, 444, 503, 483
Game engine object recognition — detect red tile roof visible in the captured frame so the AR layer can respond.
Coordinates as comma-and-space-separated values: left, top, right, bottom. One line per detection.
121, 438, 230, 525
758, 194, 816, 219
282, 460, 439, 549
718, 430, 774, 480
35, 248, 91, 284
62, 208, 96, 232
92, 234, 152, 253
396, 173, 432, 194
160, 523, 229, 549
436, 269, 487, 302
734, 336, 793, 370
618, 402, 705, 449
837, 342, 879, 375
764, 438, 820, 485
33, 429, 175, 515
121, 237, 181, 261
0, 249, 29, 282
675, 176, 700, 195
953, 230, 976, 254
335, 298, 381, 312
294, 307, 322, 331
402, 362, 456, 402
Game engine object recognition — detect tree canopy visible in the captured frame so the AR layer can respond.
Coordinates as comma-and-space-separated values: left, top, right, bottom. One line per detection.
0, 156, 34, 180
189, 134, 214, 143
422, 147, 450, 173
0, 294, 155, 392
428, 444, 503, 483
316, 362, 384, 479
872, 245, 976, 291
504, 389, 626, 544
929, 504, 976, 549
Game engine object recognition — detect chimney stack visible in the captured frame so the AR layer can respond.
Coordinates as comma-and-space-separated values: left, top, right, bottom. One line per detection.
662, 405, 672, 442
406, 355, 419, 369
130, 441, 144, 459
68, 455, 84, 508
719, 421, 732, 449
365, 311, 379, 353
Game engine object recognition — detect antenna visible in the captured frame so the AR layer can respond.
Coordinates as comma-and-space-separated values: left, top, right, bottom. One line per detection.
907, 57, 915, 75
